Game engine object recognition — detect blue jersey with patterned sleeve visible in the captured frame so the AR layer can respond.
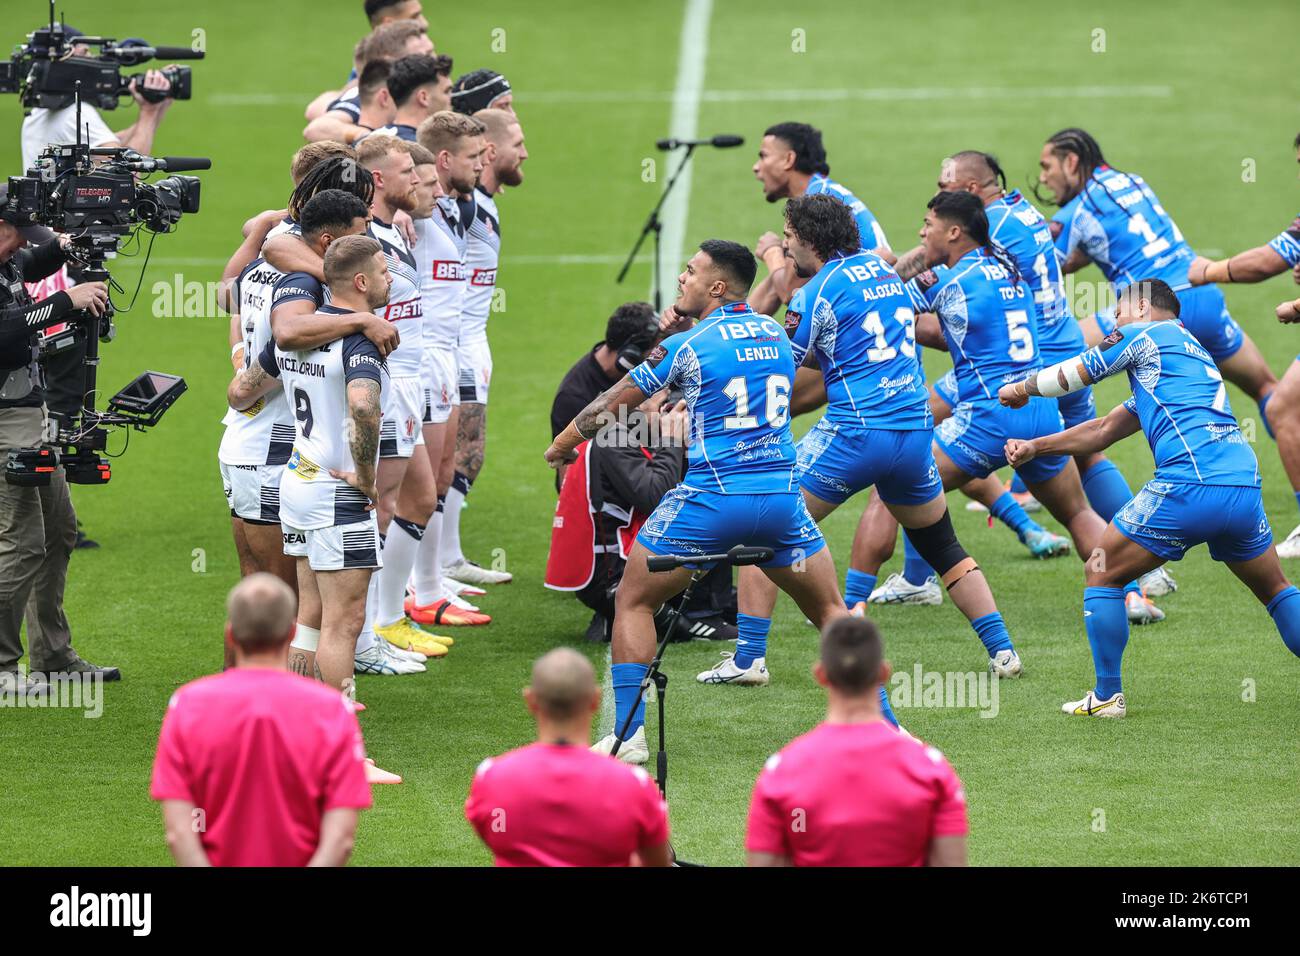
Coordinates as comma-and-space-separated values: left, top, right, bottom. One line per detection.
627, 301, 797, 494
987, 191, 1080, 359
1080, 319, 1260, 487
806, 173, 890, 251
906, 248, 1039, 403
1269, 213, 1300, 268
786, 251, 929, 430
1050, 166, 1194, 293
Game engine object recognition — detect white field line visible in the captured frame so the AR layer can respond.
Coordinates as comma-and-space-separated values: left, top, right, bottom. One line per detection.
656, 0, 714, 307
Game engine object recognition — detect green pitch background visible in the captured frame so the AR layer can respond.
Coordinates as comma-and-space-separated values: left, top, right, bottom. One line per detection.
1, 0, 1297, 866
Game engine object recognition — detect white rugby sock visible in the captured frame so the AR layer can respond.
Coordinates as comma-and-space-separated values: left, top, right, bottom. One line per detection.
355, 574, 379, 654
440, 473, 470, 567
414, 505, 444, 605
378, 517, 422, 625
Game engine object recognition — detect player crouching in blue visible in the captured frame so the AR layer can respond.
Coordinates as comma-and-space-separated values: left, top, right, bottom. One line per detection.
545, 240, 851, 763
1000, 279, 1300, 718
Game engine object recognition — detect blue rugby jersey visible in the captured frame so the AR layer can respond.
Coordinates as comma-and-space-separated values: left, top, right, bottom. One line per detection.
628, 301, 798, 494
806, 173, 890, 252
907, 248, 1040, 403
1080, 319, 1260, 487
1051, 166, 1195, 293
987, 190, 1083, 361
786, 251, 929, 430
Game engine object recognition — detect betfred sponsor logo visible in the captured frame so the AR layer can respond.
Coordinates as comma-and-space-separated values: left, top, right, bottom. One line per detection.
470, 268, 497, 287
384, 298, 423, 321
432, 260, 465, 281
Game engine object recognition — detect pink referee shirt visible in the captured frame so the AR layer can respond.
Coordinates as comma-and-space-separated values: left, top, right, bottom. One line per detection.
465, 742, 669, 866
149, 668, 372, 867
746, 720, 967, 866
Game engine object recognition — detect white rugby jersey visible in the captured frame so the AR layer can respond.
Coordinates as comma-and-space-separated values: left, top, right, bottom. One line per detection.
255, 305, 387, 530
369, 217, 424, 377
265, 215, 298, 242
460, 186, 500, 344
218, 257, 296, 467
413, 196, 468, 350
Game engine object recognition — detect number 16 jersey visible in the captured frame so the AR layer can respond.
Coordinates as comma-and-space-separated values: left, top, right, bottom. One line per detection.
628, 301, 797, 495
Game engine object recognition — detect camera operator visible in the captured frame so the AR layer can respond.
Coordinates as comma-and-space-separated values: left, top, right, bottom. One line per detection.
18, 28, 186, 549
20, 29, 179, 170
0, 214, 119, 696
545, 389, 737, 644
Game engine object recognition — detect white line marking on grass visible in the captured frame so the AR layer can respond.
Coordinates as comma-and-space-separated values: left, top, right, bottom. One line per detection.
599, 646, 614, 737
510, 84, 1173, 105
656, 0, 713, 308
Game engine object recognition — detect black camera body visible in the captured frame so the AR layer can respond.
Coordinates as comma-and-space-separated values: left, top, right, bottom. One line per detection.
0, 6, 202, 111
0, 124, 207, 486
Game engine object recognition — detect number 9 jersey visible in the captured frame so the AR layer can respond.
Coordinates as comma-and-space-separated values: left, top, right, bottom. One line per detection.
628, 301, 798, 495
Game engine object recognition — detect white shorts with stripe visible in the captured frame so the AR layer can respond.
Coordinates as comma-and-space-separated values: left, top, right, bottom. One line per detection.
282, 515, 383, 571
380, 375, 426, 459
220, 462, 284, 524
421, 346, 458, 425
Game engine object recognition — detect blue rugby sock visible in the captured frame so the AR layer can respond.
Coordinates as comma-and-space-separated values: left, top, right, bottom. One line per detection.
1266, 586, 1300, 657
1293, 491, 1300, 518
611, 662, 648, 738
989, 492, 1042, 541
1084, 586, 1128, 699
1123, 580, 1141, 598
902, 537, 934, 586
879, 684, 900, 729
1259, 394, 1276, 440
1009, 472, 1029, 495
734, 613, 771, 669
845, 568, 876, 608
971, 611, 1012, 656
1080, 459, 1133, 523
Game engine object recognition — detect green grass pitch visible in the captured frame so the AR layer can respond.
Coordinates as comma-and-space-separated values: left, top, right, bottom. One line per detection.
1, 0, 1297, 866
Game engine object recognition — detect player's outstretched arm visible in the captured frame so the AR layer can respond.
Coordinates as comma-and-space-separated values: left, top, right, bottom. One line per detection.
999, 354, 1097, 408
546, 374, 647, 468
1006, 403, 1140, 465
1189, 246, 1291, 286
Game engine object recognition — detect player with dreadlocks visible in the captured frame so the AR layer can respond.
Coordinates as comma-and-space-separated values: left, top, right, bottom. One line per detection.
865, 151, 1171, 621
850, 192, 1111, 669
1037, 128, 1278, 478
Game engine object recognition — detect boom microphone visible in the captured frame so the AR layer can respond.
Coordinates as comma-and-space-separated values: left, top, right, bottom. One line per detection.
145, 46, 206, 60
656, 134, 745, 151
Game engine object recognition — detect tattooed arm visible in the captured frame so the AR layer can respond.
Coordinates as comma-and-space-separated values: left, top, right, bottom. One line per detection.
890, 244, 928, 282
332, 378, 382, 505
545, 372, 647, 469
226, 350, 280, 411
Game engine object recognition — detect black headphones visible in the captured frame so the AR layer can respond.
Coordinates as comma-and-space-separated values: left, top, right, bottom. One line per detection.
615, 315, 660, 371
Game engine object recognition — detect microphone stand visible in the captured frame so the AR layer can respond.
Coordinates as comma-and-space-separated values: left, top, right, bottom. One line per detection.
616, 144, 697, 312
